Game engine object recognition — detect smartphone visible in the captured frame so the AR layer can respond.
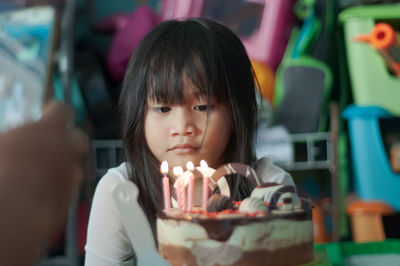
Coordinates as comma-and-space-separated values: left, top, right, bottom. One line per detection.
0, 6, 56, 132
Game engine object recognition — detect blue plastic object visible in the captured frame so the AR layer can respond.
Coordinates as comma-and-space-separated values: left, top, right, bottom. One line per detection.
343, 104, 400, 210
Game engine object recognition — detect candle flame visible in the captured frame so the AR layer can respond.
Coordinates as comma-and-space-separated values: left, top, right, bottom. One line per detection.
160, 161, 169, 174
200, 160, 208, 169
173, 166, 184, 177
186, 161, 194, 170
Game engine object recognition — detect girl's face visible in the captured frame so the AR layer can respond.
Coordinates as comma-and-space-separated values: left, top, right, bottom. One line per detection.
144, 85, 232, 171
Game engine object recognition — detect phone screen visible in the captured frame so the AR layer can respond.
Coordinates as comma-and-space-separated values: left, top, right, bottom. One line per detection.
0, 6, 55, 132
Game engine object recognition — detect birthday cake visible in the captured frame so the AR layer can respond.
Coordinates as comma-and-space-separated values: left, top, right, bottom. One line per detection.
157, 163, 314, 266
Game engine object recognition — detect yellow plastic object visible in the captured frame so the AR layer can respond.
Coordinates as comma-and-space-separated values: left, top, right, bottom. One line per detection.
251, 60, 275, 102
347, 201, 394, 243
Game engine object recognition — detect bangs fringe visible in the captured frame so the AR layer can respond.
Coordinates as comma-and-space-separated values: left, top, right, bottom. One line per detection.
146, 23, 229, 105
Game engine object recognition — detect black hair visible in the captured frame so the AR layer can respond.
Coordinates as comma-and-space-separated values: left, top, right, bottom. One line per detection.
119, 17, 258, 234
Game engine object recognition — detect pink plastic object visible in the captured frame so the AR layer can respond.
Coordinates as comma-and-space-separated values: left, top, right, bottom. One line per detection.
160, 0, 295, 69
104, 6, 159, 82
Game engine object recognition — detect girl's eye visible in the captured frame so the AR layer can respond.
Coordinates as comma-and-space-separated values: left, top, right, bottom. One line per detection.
155, 106, 171, 113
194, 105, 209, 111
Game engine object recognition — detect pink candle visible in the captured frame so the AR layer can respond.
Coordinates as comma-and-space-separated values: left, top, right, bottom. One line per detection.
180, 178, 186, 211
160, 161, 170, 210
173, 166, 185, 210
186, 161, 195, 211
200, 160, 210, 211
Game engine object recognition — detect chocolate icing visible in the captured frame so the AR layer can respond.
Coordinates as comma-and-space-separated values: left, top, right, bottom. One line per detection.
207, 194, 234, 212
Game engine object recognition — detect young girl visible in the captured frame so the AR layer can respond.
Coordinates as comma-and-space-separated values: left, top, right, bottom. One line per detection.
85, 17, 294, 265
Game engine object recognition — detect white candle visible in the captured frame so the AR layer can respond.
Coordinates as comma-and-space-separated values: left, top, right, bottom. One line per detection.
173, 166, 185, 210
200, 160, 210, 211
186, 161, 195, 212
160, 161, 170, 210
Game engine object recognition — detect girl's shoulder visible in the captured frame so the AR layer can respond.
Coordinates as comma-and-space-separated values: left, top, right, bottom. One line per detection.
252, 157, 295, 186
95, 162, 131, 192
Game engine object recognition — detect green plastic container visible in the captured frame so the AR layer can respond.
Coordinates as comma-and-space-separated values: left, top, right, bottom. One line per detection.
315, 240, 400, 266
302, 248, 332, 266
338, 5, 400, 115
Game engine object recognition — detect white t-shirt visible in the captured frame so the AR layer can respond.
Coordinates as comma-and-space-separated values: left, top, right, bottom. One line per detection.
84, 157, 294, 266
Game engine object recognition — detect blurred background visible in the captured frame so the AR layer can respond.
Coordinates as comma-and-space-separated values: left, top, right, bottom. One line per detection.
1, 0, 400, 265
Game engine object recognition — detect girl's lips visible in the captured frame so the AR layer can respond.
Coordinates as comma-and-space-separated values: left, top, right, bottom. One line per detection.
168, 144, 199, 153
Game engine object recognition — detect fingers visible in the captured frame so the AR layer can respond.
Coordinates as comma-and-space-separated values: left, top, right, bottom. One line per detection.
42, 101, 89, 173
42, 101, 88, 157
41, 101, 74, 128
69, 127, 89, 158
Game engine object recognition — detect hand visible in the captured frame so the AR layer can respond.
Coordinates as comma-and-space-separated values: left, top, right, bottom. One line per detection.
0, 101, 88, 265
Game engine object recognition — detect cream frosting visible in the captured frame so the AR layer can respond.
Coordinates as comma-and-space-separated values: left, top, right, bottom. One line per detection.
157, 215, 312, 251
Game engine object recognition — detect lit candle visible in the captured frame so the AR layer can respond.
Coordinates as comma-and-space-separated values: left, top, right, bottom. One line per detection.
160, 161, 170, 210
200, 160, 210, 211
186, 161, 195, 212
173, 166, 185, 210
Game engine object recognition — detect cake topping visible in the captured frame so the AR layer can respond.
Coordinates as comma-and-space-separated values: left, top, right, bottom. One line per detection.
207, 194, 234, 212
268, 186, 300, 210
160, 161, 307, 219
238, 197, 268, 213
250, 183, 285, 202
258, 182, 281, 188
211, 163, 262, 189
250, 183, 301, 211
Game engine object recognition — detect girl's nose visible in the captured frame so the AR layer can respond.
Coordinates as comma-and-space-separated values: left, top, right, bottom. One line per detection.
170, 109, 197, 136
